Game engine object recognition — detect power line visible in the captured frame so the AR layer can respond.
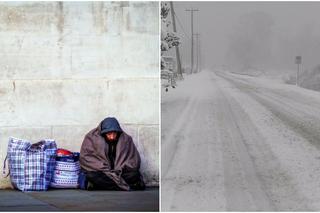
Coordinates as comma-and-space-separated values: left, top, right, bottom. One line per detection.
186, 8, 199, 73
170, 1, 183, 79
173, 11, 191, 41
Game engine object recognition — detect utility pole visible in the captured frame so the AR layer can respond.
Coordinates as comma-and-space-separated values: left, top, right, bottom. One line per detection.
297, 63, 300, 86
194, 33, 200, 73
186, 8, 199, 74
170, 2, 183, 79
199, 34, 201, 72
295, 56, 302, 86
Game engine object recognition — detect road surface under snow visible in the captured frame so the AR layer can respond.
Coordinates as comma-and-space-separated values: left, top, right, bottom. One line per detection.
161, 70, 320, 211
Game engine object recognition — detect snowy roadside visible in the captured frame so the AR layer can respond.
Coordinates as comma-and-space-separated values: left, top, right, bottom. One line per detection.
162, 70, 320, 211
216, 71, 320, 210
162, 71, 226, 211
225, 70, 320, 103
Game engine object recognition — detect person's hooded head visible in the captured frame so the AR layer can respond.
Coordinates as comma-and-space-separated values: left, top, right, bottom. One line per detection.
100, 117, 123, 142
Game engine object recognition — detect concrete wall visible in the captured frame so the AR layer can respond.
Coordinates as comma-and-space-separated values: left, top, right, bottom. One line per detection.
0, 2, 159, 188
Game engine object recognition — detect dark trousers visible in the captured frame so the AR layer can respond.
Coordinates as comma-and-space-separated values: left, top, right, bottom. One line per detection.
84, 170, 145, 191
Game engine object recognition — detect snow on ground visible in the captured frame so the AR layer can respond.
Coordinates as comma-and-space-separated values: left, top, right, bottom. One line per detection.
161, 70, 320, 211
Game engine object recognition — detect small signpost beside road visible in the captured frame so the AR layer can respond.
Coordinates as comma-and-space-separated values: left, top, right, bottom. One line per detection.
295, 56, 302, 86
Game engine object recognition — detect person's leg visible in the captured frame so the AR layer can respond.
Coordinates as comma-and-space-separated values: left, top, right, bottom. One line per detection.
121, 170, 146, 190
85, 171, 121, 190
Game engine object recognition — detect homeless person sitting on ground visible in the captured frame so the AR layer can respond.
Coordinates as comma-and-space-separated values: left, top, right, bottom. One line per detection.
80, 117, 145, 191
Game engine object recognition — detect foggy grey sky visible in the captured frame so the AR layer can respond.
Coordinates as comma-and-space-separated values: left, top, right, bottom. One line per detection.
173, 2, 320, 73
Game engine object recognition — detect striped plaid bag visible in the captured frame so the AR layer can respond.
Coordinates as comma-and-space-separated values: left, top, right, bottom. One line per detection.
4, 137, 57, 191
50, 153, 80, 188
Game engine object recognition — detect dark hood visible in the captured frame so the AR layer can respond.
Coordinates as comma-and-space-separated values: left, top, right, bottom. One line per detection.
100, 117, 123, 136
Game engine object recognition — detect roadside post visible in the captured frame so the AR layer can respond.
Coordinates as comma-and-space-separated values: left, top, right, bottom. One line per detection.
295, 56, 302, 86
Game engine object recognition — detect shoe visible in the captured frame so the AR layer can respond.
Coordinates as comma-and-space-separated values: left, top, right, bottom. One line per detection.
86, 181, 95, 191
130, 180, 146, 191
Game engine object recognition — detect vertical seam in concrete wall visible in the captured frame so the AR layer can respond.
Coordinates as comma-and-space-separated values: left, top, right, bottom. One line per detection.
137, 125, 140, 150
50, 126, 53, 138
106, 79, 109, 89
12, 80, 16, 92
70, 48, 73, 74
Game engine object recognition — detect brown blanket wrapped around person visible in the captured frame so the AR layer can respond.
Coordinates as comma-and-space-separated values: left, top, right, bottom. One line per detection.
79, 118, 145, 191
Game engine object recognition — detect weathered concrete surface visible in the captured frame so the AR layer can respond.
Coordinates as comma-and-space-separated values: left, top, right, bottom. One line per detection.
0, 2, 159, 79
0, 2, 159, 188
0, 188, 159, 211
0, 79, 158, 126
138, 126, 159, 184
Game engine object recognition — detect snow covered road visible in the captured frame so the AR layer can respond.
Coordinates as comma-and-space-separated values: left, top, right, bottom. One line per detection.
161, 70, 320, 211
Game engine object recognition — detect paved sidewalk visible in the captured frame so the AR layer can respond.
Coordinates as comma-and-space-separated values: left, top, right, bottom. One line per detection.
0, 187, 159, 211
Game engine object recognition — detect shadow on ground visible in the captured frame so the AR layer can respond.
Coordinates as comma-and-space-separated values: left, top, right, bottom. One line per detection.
0, 187, 159, 211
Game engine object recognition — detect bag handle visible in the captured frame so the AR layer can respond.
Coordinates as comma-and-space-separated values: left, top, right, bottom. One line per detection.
29, 140, 46, 150
2, 155, 10, 178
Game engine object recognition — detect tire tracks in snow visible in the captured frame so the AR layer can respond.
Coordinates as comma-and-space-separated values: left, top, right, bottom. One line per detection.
215, 81, 274, 211
161, 96, 198, 177
215, 71, 316, 210
162, 71, 317, 211
219, 72, 320, 150
165, 96, 227, 211
161, 96, 203, 211
251, 92, 320, 150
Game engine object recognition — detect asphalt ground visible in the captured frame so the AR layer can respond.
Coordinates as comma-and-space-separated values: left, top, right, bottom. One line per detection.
0, 187, 159, 211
